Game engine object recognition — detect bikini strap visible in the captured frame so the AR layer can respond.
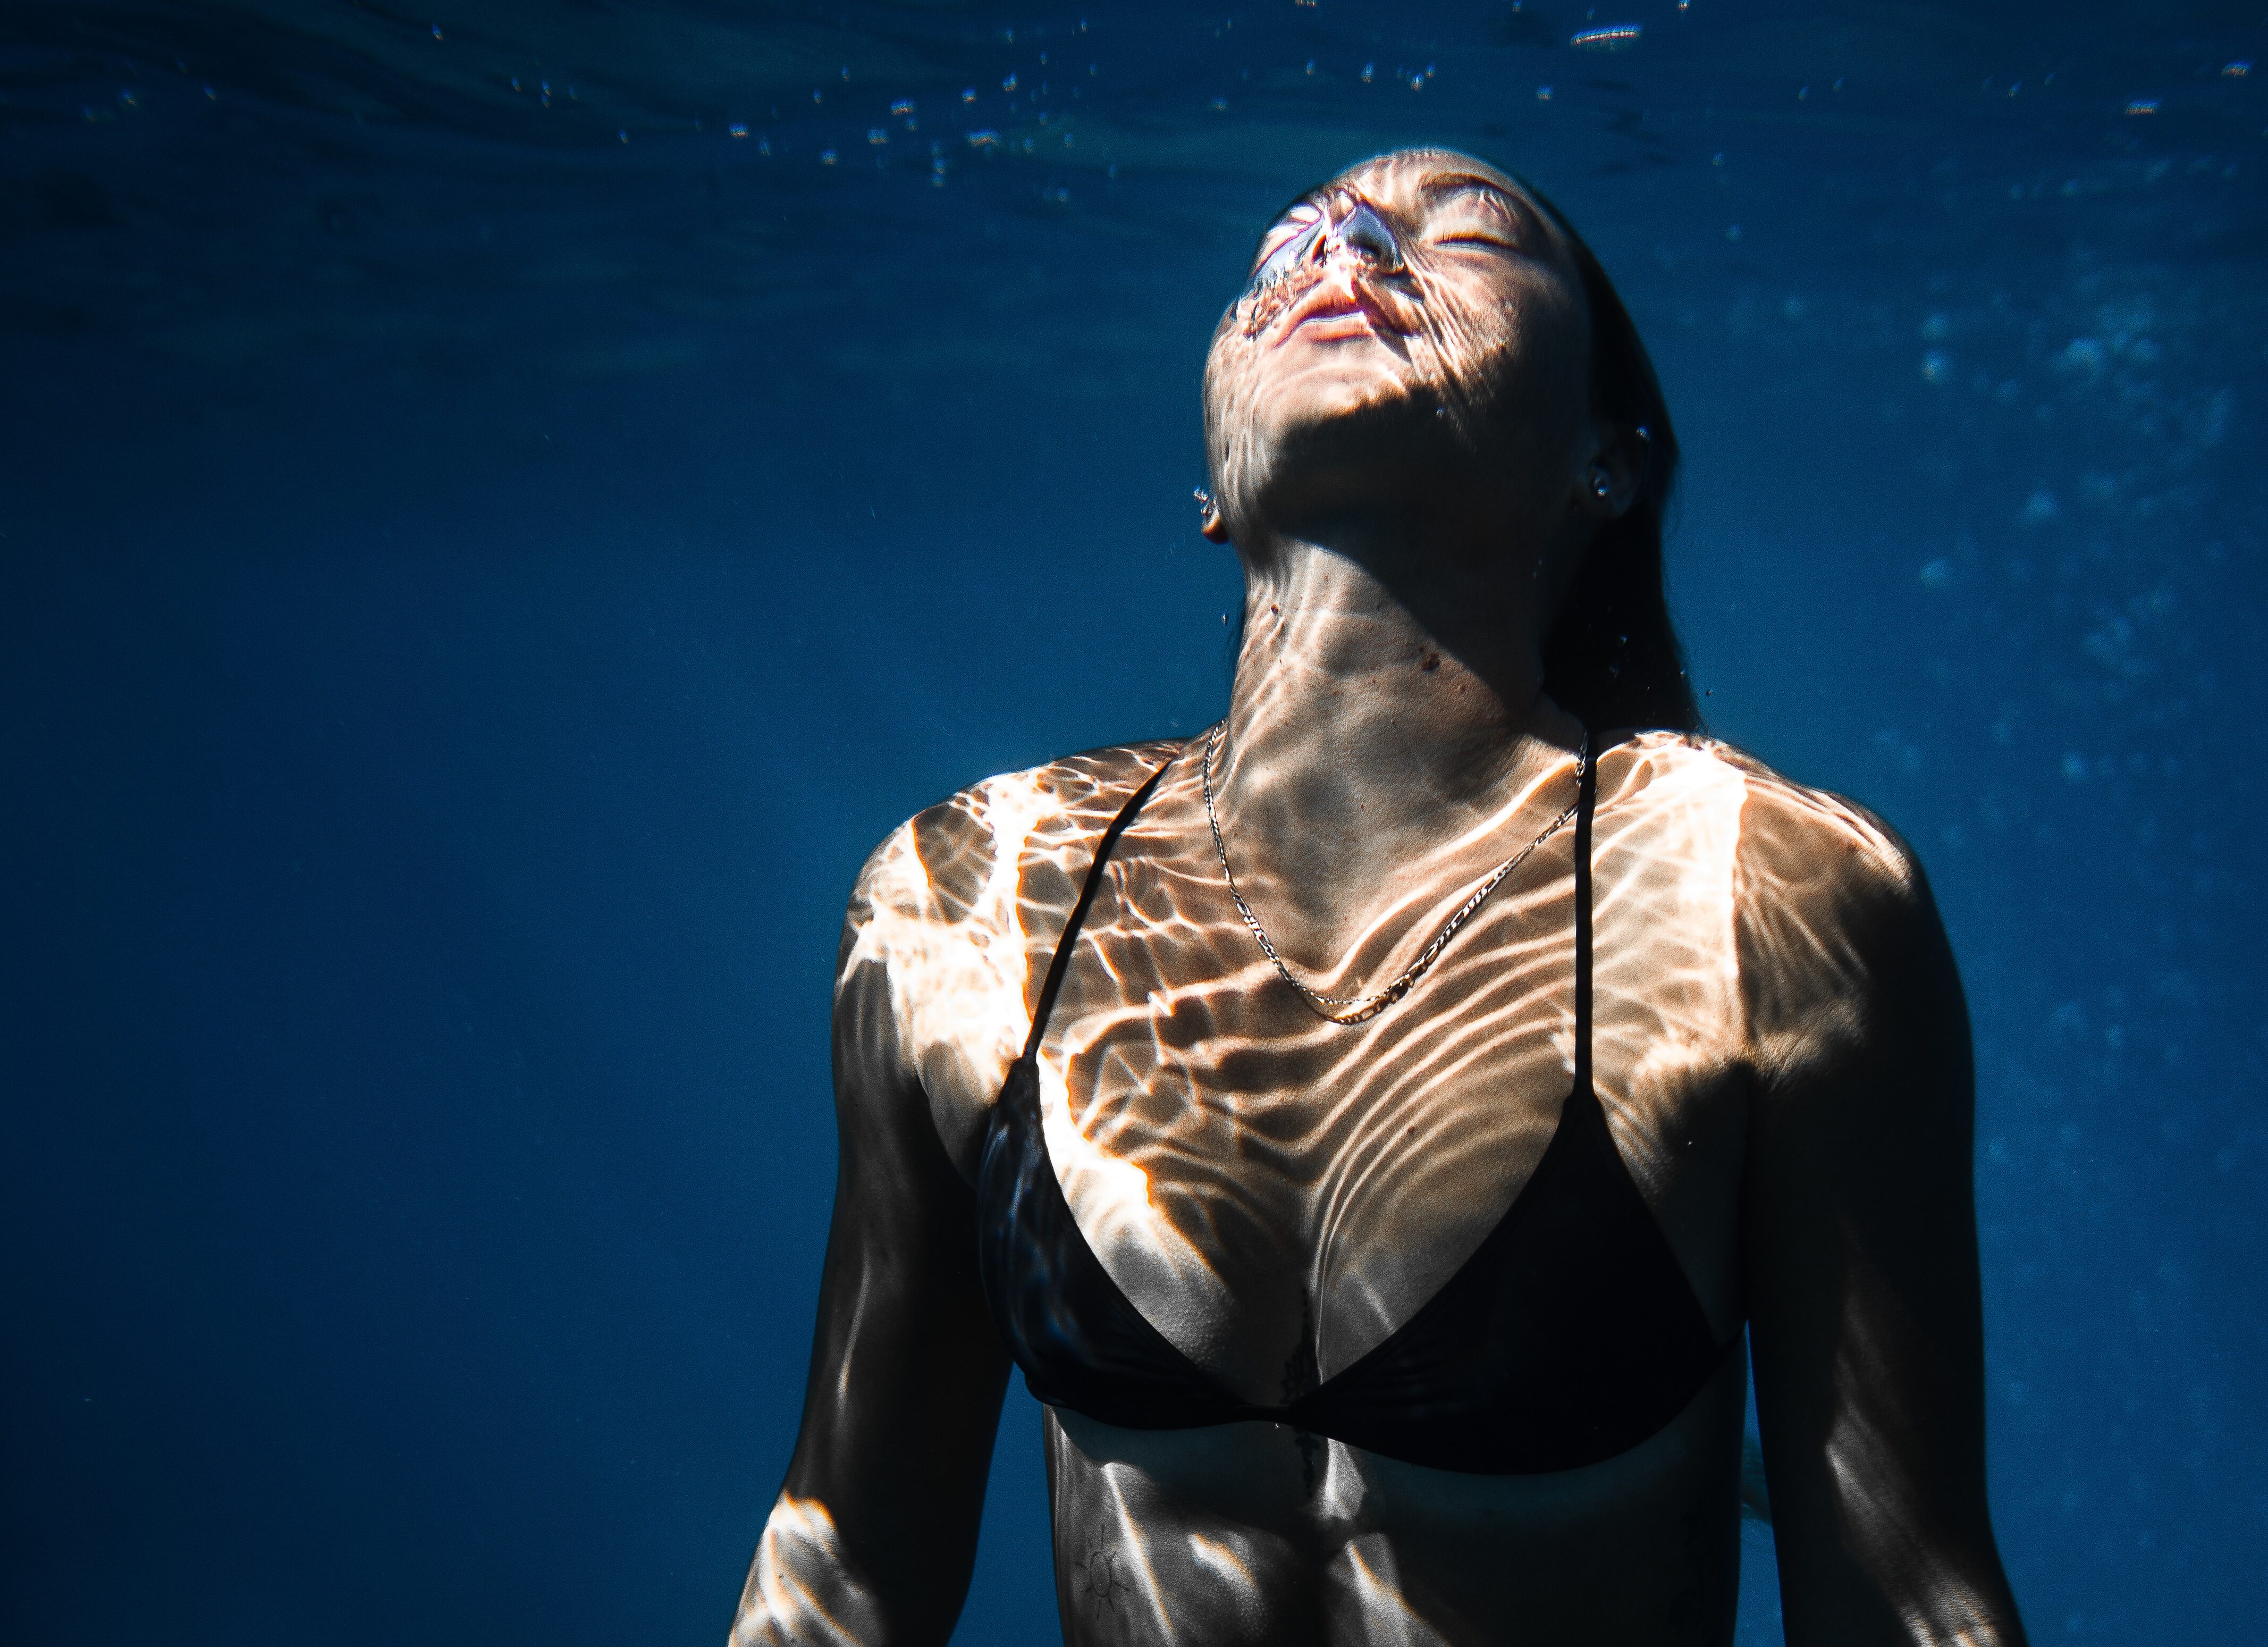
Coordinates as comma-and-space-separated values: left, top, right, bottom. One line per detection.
1021, 752, 1176, 1062
1572, 740, 1600, 1091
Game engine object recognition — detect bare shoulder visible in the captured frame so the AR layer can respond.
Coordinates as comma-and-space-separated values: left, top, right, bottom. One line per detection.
1707, 729, 2012, 1640
1606, 728, 1909, 870
1608, 732, 1947, 1071
840, 740, 1179, 969
833, 740, 1182, 1154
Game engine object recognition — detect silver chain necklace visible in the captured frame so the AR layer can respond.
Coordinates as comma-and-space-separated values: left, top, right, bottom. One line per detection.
1200, 721, 1588, 1026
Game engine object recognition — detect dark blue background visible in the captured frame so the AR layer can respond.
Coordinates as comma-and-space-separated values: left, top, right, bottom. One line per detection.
3, 3, 2262, 1641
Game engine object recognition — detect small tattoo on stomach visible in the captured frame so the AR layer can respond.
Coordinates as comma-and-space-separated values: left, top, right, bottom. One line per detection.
1076, 1540, 1131, 1619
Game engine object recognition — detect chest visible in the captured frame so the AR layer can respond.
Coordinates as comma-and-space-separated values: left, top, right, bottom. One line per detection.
1006, 824, 1751, 1398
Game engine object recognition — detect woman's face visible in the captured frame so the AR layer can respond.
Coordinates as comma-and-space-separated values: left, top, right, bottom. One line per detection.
1201, 149, 1595, 550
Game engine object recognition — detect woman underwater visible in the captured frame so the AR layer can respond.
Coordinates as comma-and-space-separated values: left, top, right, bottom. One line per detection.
729, 148, 2027, 1646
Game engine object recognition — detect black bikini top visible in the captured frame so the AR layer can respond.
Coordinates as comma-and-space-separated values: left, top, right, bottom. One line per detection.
975, 742, 1738, 1475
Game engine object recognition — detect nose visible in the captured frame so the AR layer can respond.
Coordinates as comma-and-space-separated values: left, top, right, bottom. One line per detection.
1240, 189, 1409, 315
1323, 196, 1403, 272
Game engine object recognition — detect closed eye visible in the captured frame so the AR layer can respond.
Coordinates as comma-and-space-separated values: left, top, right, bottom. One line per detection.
1249, 205, 1325, 288
1424, 179, 1538, 255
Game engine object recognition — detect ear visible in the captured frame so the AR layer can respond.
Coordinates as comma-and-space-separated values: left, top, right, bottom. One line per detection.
1199, 497, 1232, 543
1574, 423, 1648, 520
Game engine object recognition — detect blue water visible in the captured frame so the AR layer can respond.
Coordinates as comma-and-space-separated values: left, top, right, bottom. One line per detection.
2, 2, 2262, 1641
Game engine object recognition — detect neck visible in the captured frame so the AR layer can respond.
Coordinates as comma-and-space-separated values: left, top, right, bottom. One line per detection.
1213, 533, 1583, 934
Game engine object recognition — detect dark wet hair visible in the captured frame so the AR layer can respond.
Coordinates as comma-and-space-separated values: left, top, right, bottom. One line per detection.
1522, 183, 1701, 736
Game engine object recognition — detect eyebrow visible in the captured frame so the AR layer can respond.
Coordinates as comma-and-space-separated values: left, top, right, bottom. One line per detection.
1421, 171, 1517, 201
1422, 172, 1554, 246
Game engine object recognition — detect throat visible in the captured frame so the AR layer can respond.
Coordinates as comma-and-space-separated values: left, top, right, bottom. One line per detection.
1217, 546, 1576, 865
1208, 658, 1584, 975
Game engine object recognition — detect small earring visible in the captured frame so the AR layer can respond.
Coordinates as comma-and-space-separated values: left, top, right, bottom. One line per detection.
1589, 468, 1613, 499
1194, 485, 1216, 515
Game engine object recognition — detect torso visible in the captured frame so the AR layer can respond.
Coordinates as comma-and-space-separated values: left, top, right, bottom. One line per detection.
845, 730, 1903, 1645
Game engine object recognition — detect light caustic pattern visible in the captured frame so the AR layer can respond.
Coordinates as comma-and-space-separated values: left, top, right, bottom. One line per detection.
832, 730, 1920, 1644
730, 1497, 886, 1647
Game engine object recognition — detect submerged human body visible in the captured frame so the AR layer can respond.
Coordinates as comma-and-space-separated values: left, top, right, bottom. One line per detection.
730, 151, 2025, 1645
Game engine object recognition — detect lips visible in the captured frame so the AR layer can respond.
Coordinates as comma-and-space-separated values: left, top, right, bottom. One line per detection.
1272, 272, 1410, 347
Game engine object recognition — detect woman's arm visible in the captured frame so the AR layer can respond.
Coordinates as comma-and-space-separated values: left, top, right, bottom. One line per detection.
727, 878, 1011, 1647
1738, 794, 2027, 1645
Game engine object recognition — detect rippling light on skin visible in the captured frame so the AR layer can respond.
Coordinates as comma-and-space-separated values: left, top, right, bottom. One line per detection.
907, 733, 1820, 1383
1591, 746, 1745, 1180
1037, 1052, 1156, 1221
731, 1497, 884, 1647
1094, 1462, 1177, 1638
849, 763, 1236, 1317
1186, 1532, 1264, 1596
960, 736, 1916, 1388
846, 771, 1057, 1104
851, 705, 1997, 1632
1825, 1267, 2004, 1647
1334, 1534, 1452, 1644
1038, 1039, 1240, 1330
831, 1262, 875, 1407
1317, 1436, 1369, 1522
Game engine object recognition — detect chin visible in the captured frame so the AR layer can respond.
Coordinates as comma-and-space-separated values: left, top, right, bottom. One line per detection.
1250, 337, 1430, 442
1242, 385, 1465, 533
1203, 320, 1487, 534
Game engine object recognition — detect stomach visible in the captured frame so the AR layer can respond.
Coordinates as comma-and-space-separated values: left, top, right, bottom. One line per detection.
1039, 1347, 1749, 1647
